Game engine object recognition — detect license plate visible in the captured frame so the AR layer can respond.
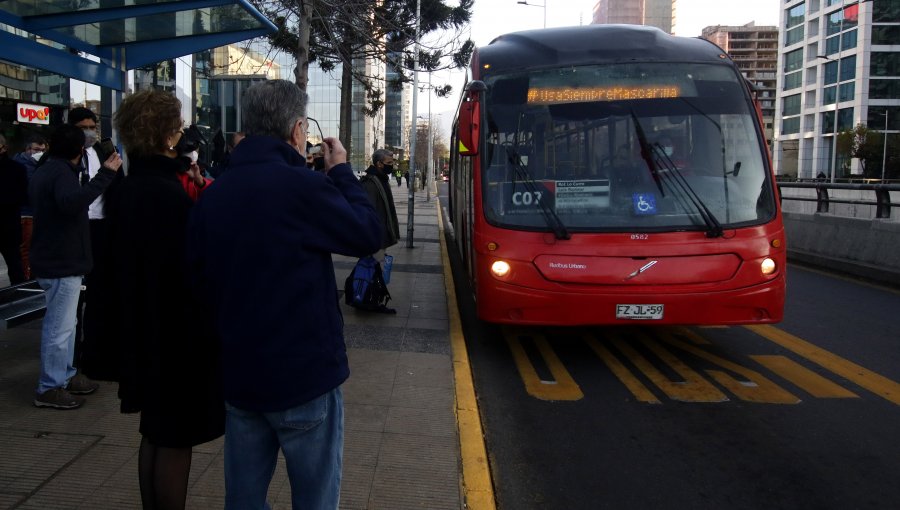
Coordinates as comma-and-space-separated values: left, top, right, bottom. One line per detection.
616, 304, 664, 320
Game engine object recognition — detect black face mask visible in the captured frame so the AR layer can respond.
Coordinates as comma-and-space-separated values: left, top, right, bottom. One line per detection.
383, 164, 393, 174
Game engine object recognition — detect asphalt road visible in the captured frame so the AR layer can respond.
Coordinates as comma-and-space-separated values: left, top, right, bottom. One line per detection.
438, 182, 900, 510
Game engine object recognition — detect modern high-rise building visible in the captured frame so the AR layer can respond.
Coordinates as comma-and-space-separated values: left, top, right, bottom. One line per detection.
592, 0, 675, 33
773, 0, 899, 180
702, 22, 779, 146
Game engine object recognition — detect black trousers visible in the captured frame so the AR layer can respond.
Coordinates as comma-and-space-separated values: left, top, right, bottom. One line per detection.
0, 208, 24, 285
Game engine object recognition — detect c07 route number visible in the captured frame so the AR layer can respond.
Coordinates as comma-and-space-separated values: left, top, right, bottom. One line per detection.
512, 191, 543, 206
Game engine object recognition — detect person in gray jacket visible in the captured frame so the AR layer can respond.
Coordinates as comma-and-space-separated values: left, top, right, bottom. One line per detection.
29, 124, 121, 410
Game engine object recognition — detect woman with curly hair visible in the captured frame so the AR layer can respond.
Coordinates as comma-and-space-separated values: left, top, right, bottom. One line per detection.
108, 89, 224, 510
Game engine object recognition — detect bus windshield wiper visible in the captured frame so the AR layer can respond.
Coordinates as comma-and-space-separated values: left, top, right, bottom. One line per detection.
651, 143, 724, 238
630, 112, 724, 238
506, 147, 571, 240
630, 112, 666, 196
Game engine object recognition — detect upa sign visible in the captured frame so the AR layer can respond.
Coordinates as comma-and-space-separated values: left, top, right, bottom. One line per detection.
17, 103, 51, 125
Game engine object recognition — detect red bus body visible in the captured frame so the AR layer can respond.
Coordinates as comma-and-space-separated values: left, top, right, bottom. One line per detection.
449, 25, 785, 326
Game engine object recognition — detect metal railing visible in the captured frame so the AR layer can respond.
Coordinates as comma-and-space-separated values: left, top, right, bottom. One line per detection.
777, 179, 900, 219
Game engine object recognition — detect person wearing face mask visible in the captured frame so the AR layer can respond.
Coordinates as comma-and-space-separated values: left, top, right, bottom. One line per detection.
13, 134, 48, 280
358, 149, 400, 289
0, 134, 28, 285
67, 108, 122, 386
106, 89, 224, 510
173, 125, 211, 201
28, 124, 122, 410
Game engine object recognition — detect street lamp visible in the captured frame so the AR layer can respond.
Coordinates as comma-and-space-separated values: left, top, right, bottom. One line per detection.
406, 0, 421, 249
875, 109, 889, 182
419, 76, 434, 202
516, 0, 546, 28
818, 54, 840, 183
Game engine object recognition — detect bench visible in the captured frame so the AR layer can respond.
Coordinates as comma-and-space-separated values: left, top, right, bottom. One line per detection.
0, 281, 46, 329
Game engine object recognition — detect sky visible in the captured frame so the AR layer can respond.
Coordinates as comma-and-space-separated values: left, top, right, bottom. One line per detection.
425, 0, 781, 126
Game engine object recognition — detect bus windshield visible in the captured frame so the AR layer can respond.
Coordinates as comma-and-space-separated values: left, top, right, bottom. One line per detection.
481, 63, 775, 233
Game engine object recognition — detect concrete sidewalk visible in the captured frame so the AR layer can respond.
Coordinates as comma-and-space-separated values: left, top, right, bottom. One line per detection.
0, 185, 464, 509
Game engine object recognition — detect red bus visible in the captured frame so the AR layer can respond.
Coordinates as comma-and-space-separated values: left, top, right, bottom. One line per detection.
448, 25, 785, 326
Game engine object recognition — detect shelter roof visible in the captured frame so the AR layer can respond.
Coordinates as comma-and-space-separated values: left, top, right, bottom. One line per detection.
0, 0, 277, 90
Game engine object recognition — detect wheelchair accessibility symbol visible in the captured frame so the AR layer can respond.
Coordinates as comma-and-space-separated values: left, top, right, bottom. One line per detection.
632, 193, 657, 215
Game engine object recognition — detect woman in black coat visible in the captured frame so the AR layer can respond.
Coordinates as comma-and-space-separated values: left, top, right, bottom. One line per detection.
109, 89, 223, 510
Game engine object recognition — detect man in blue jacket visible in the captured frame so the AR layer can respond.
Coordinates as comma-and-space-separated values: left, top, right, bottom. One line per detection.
187, 79, 381, 510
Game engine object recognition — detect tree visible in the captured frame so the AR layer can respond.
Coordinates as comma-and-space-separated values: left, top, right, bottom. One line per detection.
837, 123, 899, 179
252, 0, 474, 159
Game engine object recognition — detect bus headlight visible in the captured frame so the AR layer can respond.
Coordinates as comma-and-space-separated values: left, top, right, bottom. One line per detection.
760, 258, 777, 275
491, 260, 511, 278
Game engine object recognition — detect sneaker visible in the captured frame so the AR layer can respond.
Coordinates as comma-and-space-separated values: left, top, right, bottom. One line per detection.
66, 374, 99, 395
34, 388, 85, 410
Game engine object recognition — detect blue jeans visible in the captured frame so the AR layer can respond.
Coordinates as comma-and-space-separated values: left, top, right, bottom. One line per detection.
36, 276, 83, 394
224, 387, 343, 510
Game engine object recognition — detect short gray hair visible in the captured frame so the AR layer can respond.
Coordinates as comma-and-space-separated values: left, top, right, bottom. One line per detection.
241, 80, 308, 141
372, 148, 393, 165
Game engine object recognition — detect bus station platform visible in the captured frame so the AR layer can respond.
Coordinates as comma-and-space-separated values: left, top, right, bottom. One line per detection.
0, 186, 468, 509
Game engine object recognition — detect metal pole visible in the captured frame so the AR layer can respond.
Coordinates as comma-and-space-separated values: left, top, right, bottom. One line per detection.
426, 80, 433, 201
543, 1, 547, 28
830, 58, 840, 184
406, 0, 420, 249
882, 110, 889, 182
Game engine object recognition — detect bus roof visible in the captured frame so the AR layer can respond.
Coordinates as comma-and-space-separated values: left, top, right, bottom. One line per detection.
476, 24, 730, 75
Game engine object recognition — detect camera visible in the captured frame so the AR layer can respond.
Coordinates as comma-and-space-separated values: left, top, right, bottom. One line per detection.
174, 124, 206, 156
174, 124, 207, 171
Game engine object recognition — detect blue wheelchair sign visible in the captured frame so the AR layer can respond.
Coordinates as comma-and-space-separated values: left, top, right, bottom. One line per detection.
632, 193, 657, 215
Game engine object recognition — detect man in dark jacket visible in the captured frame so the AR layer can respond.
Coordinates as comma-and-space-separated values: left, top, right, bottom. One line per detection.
29, 125, 121, 410
361, 148, 400, 252
13, 133, 48, 280
0, 134, 27, 284
186, 79, 381, 509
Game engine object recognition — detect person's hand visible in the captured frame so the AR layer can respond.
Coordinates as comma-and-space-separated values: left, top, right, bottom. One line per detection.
322, 137, 347, 171
187, 161, 205, 187
102, 152, 123, 172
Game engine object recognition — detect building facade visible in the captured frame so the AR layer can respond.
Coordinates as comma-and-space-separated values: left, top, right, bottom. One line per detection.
773, 0, 900, 179
592, 0, 675, 33
702, 23, 779, 146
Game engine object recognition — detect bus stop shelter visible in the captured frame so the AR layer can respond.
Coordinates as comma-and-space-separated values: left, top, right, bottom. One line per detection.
0, 0, 277, 91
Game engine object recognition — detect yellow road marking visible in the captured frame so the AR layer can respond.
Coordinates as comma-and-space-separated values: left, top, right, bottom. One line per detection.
750, 355, 858, 399
673, 327, 712, 345
438, 203, 496, 510
584, 335, 661, 404
611, 332, 727, 402
657, 331, 801, 404
747, 324, 900, 405
505, 327, 584, 401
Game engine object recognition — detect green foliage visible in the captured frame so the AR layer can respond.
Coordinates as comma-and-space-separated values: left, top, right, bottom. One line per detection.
837, 123, 900, 179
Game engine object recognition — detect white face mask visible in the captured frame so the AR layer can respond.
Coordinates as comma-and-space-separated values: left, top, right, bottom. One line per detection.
31, 151, 44, 162
663, 146, 674, 157
83, 129, 98, 148
188, 150, 198, 162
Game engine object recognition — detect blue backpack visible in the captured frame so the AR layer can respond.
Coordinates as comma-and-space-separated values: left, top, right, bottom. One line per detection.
344, 256, 395, 314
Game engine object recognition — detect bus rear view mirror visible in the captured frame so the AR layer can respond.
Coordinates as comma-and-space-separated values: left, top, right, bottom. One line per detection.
457, 100, 480, 157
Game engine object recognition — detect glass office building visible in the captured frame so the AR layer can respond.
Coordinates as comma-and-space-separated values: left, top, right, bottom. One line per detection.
773, 0, 900, 179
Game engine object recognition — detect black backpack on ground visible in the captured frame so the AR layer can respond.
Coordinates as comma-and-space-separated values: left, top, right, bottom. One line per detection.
344, 256, 396, 314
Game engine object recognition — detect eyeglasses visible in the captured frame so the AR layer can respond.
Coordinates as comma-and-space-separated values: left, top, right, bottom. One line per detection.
307, 117, 325, 143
